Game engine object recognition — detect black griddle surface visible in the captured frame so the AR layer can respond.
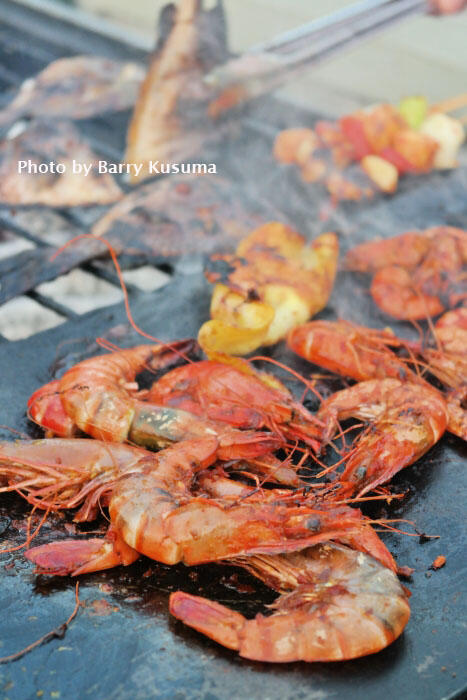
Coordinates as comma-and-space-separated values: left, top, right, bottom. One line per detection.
0, 271, 466, 700
0, 1, 466, 699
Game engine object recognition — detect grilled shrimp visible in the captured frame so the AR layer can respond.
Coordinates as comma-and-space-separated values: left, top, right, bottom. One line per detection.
27, 341, 283, 458
144, 355, 322, 450
288, 318, 463, 440
288, 319, 417, 383
170, 542, 410, 662
316, 378, 447, 496
0, 437, 375, 576
344, 226, 467, 320
419, 308, 467, 440
28, 339, 196, 439
197, 465, 397, 572
424, 307, 467, 383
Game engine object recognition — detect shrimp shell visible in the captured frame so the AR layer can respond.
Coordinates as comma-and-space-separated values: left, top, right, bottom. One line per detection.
170, 542, 410, 662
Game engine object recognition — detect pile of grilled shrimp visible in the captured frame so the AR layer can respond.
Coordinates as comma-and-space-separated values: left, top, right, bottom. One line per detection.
1, 225, 465, 663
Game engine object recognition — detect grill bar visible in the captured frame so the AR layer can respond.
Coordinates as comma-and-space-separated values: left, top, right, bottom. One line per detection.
0, 210, 146, 291
0, 212, 51, 247
26, 289, 80, 319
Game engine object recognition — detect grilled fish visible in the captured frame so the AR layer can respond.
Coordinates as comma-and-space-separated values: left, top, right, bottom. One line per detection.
0, 56, 144, 128
0, 121, 121, 207
125, 0, 228, 183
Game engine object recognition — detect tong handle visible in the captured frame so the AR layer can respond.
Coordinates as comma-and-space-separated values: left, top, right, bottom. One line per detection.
205, 0, 428, 102
253, 0, 427, 55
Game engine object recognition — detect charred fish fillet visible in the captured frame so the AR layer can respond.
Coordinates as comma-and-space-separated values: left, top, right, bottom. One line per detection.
125, 0, 228, 182
0, 56, 145, 128
0, 121, 122, 207
92, 174, 283, 258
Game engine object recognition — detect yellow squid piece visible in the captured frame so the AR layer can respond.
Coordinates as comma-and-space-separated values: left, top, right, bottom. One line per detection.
198, 222, 338, 355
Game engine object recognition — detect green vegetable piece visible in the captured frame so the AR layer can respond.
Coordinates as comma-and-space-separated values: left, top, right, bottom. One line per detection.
398, 96, 428, 130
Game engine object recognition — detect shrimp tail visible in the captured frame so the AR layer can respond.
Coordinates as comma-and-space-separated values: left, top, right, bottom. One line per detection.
26, 527, 139, 576
170, 592, 245, 652
28, 380, 77, 437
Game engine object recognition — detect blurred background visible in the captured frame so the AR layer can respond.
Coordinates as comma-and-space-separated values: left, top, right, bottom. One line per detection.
1, 0, 466, 339
56, 0, 467, 115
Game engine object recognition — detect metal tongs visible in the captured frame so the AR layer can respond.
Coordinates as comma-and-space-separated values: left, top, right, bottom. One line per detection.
204, 0, 428, 108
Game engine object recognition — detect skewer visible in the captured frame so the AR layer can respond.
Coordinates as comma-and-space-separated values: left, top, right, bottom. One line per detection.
431, 93, 467, 113
430, 92, 467, 125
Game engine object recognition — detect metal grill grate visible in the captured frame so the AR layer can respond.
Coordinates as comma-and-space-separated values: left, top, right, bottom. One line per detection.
0, 0, 174, 341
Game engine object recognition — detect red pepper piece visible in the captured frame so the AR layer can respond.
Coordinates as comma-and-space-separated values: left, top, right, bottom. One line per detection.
339, 116, 372, 160
379, 147, 417, 174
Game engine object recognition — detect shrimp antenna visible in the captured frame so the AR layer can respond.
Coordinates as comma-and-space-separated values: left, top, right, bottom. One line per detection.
0, 503, 51, 556
50, 234, 194, 365
249, 355, 325, 405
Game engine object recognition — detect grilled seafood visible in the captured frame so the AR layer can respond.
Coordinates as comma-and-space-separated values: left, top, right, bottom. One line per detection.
144, 355, 322, 450
27, 340, 281, 457
125, 0, 228, 182
28, 339, 196, 439
426, 307, 467, 373
435, 305, 467, 331
196, 464, 397, 572
0, 437, 301, 521
344, 226, 467, 320
0, 437, 382, 575
316, 378, 447, 496
274, 100, 464, 201
29, 378, 300, 486
288, 319, 418, 383
0, 56, 144, 127
419, 308, 467, 439
0, 121, 121, 207
199, 222, 338, 355
170, 542, 410, 662
288, 317, 465, 441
